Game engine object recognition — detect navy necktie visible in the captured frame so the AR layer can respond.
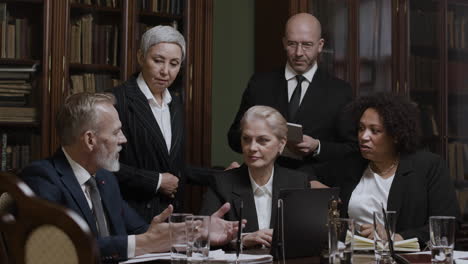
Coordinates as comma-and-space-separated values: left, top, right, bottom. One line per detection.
86, 177, 110, 237
289, 75, 305, 119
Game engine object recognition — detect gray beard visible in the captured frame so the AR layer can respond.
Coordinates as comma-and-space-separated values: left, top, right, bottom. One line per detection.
96, 149, 121, 172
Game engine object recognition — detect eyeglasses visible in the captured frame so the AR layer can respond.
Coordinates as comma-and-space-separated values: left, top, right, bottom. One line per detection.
286, 41, 316, 51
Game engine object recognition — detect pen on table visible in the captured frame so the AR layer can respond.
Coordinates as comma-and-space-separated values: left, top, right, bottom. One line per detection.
236, 200, 243, 262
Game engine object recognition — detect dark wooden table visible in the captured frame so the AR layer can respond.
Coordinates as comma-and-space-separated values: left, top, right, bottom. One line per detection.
132, 250, 432, 263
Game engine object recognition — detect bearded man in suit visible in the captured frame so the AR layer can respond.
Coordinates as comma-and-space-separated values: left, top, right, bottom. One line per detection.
228, 13, 357, 186
21, 92, 239, 262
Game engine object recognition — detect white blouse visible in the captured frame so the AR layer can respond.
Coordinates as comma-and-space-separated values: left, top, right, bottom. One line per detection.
348, 166, 395, 226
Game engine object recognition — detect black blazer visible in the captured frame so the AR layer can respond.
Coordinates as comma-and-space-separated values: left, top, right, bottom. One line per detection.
20, 149, 148, 262
112, 75, 187, 222
228, 68, 358, 181
333, 151, 460, 247
199, 164, 309, 233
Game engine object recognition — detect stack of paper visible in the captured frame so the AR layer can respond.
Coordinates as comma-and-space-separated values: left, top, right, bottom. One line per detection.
351, 233, 420, 252
120, 249, 273, 264
210, 249, 273, 263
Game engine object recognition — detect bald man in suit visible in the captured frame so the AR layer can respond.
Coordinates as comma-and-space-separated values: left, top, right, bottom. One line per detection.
228, 13, 357, 186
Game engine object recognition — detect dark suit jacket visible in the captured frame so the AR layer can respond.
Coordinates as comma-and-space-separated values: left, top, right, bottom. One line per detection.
111, 75, 188, 222
228, 68, 358, 182
199, 164, 308, 233
20, 149, 148, 262
333, 151, 460, 247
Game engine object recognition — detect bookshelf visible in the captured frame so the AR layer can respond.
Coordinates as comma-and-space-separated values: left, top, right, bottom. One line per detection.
67, 0, 125, 95
0, 0, 213, 181
0, 0, 50, 171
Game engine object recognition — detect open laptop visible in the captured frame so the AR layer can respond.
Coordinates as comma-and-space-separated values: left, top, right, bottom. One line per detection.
270, 188, 340, 259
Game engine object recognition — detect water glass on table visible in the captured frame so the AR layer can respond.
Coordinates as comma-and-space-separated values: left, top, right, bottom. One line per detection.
186, 215, 210, 263
328, 218, 354, 264
373, 210, 396, 264
170, 213, 193, 264
430, 216, 456, 264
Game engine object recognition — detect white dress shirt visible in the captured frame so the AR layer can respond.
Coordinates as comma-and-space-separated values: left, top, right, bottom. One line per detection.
137, 73, 173, 192
348, 166, 395, 227
284, 63, 321, 155
248, 168, 274, 230
62, 147, 136, 258
284, 62, 317, 104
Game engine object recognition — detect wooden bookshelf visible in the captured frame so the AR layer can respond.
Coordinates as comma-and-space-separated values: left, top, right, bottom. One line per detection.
69, 63, 120, 73
0, 0, 48, 171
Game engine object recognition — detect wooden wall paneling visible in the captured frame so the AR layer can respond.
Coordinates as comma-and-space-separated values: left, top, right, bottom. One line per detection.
41, 0, 52, 158
400, 0, 409, 96
48, 0, 69, 155
120, 0, 130, 81
125, 0, 136, 79
289, 0, 309, 15
184, 0, 213, 213
392, 0, 401, 95
254, 0, 289, 72
349, 0, 359, 96
185, 0, 212, 167
441, 0, 448, 160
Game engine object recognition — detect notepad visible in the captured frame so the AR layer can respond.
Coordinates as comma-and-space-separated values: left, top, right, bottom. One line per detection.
286, 122, 303, 142
348, 232, 420, 252
281, 122, 303, 160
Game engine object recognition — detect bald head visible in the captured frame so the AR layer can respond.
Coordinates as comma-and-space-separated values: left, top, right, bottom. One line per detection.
283, 13, 324, 74
285, 13, 322, 40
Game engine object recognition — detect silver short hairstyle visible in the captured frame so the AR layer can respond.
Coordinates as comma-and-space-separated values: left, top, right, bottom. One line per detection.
240, 105, 288, 140
57, 92, 116, 146
140, 25, 186, 60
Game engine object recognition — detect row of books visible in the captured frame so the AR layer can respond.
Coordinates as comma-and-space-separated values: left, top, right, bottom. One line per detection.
447, 10, 468, 50
0, 133, 33, 171
70, 0, 120, 8
448, 142, 468, 183
0, 3, 32, 59
410, 55, 468, 93
448, 101, 468, 137
409, 56, 440, 92
411, 8, 468, 50
70, 73, 119, 94
457, 189, 468, 217
0, 106, 37, 123
140, 0, 184, 15
0, 66, 34, 108
410, 9, 438, 48
70, 14, 119, 66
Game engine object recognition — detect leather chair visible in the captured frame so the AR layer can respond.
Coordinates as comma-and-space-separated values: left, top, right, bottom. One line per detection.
0, 171, 99, 264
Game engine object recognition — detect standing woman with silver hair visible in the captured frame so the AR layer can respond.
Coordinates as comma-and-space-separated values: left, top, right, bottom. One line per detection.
111, 25, 190, 222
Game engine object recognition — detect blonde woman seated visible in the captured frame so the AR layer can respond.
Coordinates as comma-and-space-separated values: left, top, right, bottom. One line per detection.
200, 105, 309, 248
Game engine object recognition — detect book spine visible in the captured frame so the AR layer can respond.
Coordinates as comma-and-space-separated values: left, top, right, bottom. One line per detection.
1, 133, 7, 171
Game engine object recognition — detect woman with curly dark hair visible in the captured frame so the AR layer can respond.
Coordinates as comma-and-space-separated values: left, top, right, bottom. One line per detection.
332, 93, 459, 248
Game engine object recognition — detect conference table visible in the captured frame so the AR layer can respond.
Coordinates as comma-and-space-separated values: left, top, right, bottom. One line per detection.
136, 249, 432, 264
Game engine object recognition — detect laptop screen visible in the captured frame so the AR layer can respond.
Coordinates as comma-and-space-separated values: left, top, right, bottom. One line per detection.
270, 188, 340, 259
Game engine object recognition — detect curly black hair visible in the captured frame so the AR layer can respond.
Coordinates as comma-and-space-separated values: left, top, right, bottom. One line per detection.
350, 92, 421, 154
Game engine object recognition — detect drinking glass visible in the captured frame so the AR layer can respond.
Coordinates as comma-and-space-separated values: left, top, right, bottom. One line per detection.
328, 218, 354, 264
373, 211, 396, 264
186, 215, 210, 263
170, 213, 192, 264
430, 216, 456, 264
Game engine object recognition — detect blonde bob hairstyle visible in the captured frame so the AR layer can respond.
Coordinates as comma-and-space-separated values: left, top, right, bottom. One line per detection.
240, 105, 287, 140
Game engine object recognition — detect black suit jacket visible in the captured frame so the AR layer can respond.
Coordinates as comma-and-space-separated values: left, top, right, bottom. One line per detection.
199, 164, 308, 232
112, 75, 187, 222
228, 68, 358, 181
333, 151, 460, 247
20, 149, 148, 262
